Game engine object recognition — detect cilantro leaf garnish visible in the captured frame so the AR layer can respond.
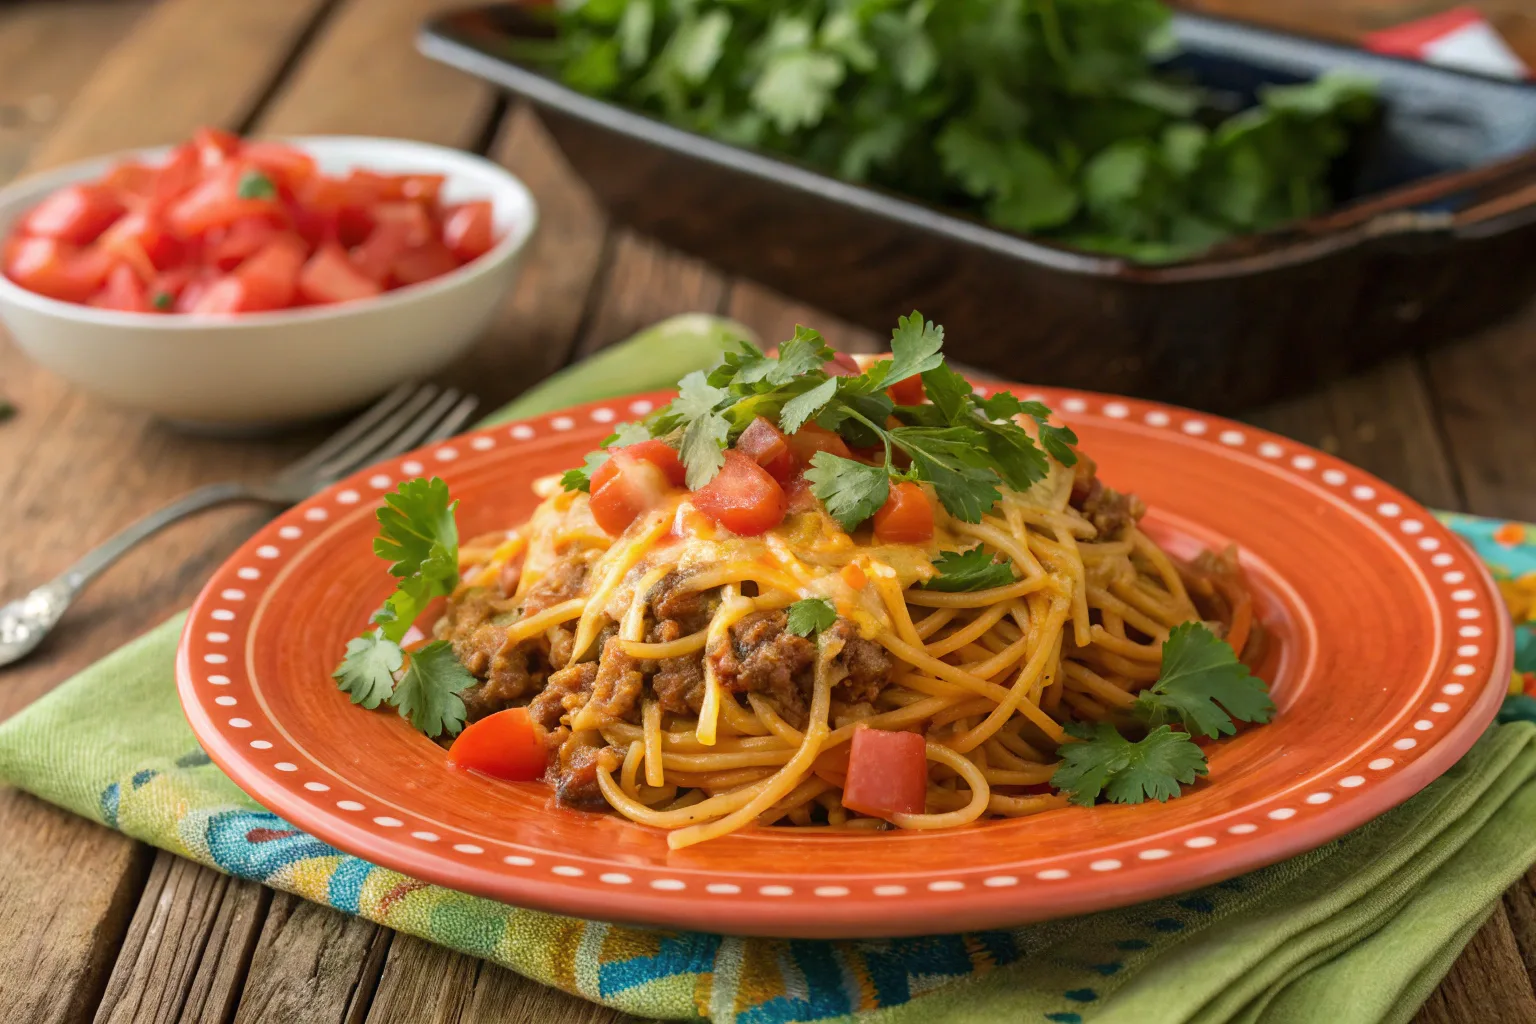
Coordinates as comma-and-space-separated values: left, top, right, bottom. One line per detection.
608, 421, 652, 447
1135, 622, 1275, 738
333, 632, 402, 709
150, 290, 174, 311
922, 548, 1017, 592
236, 169, 276, 200
554, 310, 1079, 532
1051, 723, 1208, 807
332, 478, 475, 738
804, 452, 889, 532
388, 640, 475, 739
785, 597, 837, 637
561, 449, 612, 493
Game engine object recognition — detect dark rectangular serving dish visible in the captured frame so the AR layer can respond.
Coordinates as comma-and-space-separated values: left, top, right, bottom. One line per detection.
420, 5, 1536, 412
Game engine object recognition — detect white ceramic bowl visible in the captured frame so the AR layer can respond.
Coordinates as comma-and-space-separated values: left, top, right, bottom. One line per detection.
0, 136, 538, 427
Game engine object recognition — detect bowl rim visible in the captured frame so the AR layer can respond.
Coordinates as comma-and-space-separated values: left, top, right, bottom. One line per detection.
0, 135, 540, 329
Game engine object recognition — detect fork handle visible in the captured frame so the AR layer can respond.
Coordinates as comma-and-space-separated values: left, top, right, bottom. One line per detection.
64, 481, 259, 590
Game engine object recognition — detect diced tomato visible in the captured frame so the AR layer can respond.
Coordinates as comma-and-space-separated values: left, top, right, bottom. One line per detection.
735, 416, 795, 482
166, 162, 284, 237
379, 173, 446, 204
446, 707, 547, 782
390, 240, 458, 287
824, 351, 861, 377
349, 228, 406, 285
205, 217, 281, 272
149, 145, 202, 209
370, 202, 433, 248
590, 440, 686, 493
872, 482, 934, 544
4, 238, 109, 302
342, 169, 388, 206
691, 449, 787, 536
102, 162, 156, 201
99, 211, 183, 280
90, 264, 150, 312
442, 200, 495, 262
589, 441, 686, 536
297, 243, 382, 305
173, 268, 220, 313
243, 141, 317, 190
785, 423, 853, 464
192, 126, 241, 167
147, 266, 199, 310
235, 234, 307, 310
840, 727, 928, 819
886, 375, 926, 405
784, 473, 821, 515
20, 184, 124, 245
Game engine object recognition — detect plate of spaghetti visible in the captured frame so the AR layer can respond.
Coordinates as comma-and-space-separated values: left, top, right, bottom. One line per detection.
178, 315, 1511, 938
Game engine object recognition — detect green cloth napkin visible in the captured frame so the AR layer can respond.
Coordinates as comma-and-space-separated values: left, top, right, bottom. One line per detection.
2, 313, 1535, 1024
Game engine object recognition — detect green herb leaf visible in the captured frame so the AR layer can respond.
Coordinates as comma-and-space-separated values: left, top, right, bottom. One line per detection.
1052, 722, 1208, 807
374, 478, 459, 583
332, 632, 403, 709
236, 169, 276, 200
922, 547, 1017, 592
390, 640, 475, 738
778, 376, 838, 435
680, 412, 729, 489
769, 326, 835, 384
888, 426, 1000, 523
883, 310, 945, 386
608, 421, 653, 447
752, 49, 845, 134
804, 451, 889, 532
561, 449, 612, 493
1135, 622, 1274, 738
786, 597, 837, 637
150, 291, 174, 311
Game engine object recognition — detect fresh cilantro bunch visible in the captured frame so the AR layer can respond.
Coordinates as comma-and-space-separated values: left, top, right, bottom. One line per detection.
533, 0, 1376, 262
332, 478, 477, 738
561, 311, 1078, 533
1050, 622, 1274, 805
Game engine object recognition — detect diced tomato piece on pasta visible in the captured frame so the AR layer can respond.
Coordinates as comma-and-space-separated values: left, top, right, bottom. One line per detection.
590, 442, 685, 536
841, 727, 928, 819
872, 482, 934, 544
691, 450, 787, 536
735, 416, 796, 481
785, 423, 853, 464
886, 375, 926, 405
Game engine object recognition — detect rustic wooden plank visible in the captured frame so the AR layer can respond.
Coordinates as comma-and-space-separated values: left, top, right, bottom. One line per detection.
1503, 867, 1536, 986
0, 792, 153, 1024
363, 934, 635, 1024
0, 0, 151, 184
574, 232, 732, 357
1422, 302, 1536, 522
1413, 906, 1536, 1024
231, 894, 390, 1024
92, 851, 269, 1024
437, 103, 611, 410
726, 280, 884, 355
1244, 356, 1463, 512
27, 0, 335, 170
257, 0, 495, 147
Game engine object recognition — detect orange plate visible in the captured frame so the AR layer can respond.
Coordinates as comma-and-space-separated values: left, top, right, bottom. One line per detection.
177, 387, 1512, 938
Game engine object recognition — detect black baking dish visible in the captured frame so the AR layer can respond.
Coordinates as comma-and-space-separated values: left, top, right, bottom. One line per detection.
420, 4, 1536, 412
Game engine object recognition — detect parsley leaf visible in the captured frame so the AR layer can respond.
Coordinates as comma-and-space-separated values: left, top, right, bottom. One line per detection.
770, 326, 836, 384
804, 451, 889, 532
785, 597, 837, 637
332, 632, 402, 709
608, 421, 652, 447
680, 412, 729, 489
236, 169, 276, 200
389, 640, 475, 739
1052, 722, 1208, 807
374, 477, 459, 583
888, 426, 1000, 523
561, 449, 611, 493
333, 479, 477, 738
778, 376, 838, 435
1135, 622, 1275, 738
922, 548, 1017, 592
883, 311, 945, 386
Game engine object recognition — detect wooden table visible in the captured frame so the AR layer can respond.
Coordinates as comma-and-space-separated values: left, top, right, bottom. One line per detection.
1, 1, 1533, 1021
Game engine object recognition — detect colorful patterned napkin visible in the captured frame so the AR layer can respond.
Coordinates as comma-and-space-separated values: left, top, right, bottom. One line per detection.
2, 314, 1535, 1024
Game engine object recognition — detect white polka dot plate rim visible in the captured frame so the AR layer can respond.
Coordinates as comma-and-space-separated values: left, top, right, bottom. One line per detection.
176, 386, 1512, 939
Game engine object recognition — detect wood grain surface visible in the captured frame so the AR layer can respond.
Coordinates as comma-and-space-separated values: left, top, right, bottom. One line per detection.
0, 0, 1533, 1022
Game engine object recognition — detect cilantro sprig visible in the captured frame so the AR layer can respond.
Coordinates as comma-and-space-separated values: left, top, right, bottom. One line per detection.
560, 312, 1078, 534
785, 597, 837, 637
1050, 623, 1273, 806
332, 478, 477, 738
920, 547, 1018, 592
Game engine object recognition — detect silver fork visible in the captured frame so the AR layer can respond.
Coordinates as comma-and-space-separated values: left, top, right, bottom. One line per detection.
0, 382, 479, 668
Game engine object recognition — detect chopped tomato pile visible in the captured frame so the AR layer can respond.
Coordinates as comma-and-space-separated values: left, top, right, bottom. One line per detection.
2, 127, 501, 314
591, 416, 936, 542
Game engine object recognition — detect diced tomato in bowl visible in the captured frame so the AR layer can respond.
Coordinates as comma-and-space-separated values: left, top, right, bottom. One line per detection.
0, 128, 514, 318
0, 134, 535, 426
